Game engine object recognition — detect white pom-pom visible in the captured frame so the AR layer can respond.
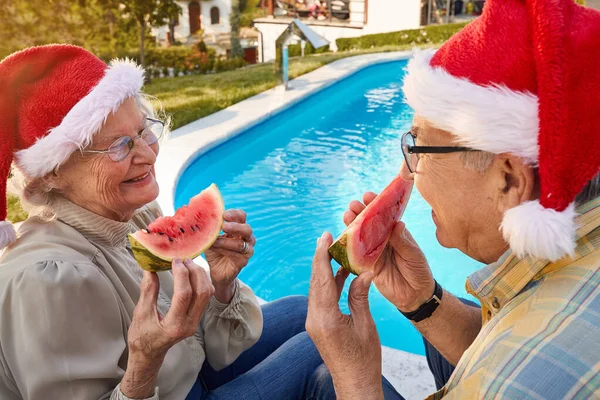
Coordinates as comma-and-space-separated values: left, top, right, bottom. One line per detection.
501, 201, 577, 262
0, 220, 17, 250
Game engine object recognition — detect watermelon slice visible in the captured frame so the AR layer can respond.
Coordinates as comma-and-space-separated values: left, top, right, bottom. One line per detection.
328, 175, 413, 275
129, 184, 225, 272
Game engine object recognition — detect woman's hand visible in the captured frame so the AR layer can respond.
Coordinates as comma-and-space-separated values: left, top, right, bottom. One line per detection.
344, 192, 435, 313
122, 259, 214, 398
205, 209, 256, 303
306, 233, 384, 400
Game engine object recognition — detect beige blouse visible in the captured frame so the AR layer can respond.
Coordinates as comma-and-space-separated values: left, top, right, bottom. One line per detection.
0, 197, 263, 400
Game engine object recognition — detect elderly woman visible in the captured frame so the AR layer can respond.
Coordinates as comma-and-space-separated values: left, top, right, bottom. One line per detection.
0, 45, 331, 400
307, 0, 600, 399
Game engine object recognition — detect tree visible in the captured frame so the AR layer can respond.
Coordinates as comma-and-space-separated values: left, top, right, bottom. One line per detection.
0, 0, 141, 61
118, 0, 181, 68
230, 0, 243, 58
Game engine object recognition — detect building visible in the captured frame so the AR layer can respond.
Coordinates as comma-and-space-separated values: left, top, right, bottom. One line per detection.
254, 0, 423, 62
154, 0, 233, 53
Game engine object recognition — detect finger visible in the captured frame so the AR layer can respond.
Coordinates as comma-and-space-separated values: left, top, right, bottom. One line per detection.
223, 209, 247, 223
334, 267, 350, 299
348, 271, 374, 324
388, 222, 426, 264
181, 259, 198, 316
210, 248, 252, 266
166, 259, 193, 323
309, 232, 339, 310
343, 210, 357, 226
183, 259, 214, 320
222, 221, 253, 239
363, 191, 377, 206
348, 200, 366, 215
137, 271, 160, 317
212, 237, 251, 253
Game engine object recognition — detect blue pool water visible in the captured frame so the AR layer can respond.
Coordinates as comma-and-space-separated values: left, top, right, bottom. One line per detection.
176, 60, 483, 355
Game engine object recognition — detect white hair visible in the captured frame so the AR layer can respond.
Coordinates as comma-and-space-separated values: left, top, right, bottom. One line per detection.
8, 92, 169, 221
459, 151, 600, 207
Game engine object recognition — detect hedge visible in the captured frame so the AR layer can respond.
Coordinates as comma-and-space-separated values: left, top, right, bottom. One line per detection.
336, 22, 469, 52
287, 41, 331, 57
100, 45, 247, 78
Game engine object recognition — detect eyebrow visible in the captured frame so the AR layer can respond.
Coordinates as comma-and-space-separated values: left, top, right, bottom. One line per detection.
100, 117, 147, 146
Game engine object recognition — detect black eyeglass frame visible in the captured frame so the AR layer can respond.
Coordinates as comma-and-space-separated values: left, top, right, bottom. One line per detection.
82, 117, 165, 162
401, 131, 480, 173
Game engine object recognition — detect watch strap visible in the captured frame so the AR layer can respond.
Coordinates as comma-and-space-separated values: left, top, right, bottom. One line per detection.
399, 280, 443, 322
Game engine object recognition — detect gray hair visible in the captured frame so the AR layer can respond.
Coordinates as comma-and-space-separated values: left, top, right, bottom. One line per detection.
460, 151, 600, 207
8, 92, 168, 220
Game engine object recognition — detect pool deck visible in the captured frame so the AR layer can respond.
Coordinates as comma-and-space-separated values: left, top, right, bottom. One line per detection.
155, 50, 436, 399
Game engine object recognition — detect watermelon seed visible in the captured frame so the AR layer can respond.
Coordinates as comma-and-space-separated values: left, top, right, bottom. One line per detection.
190, 226, 196, 231
180, 227, 185, 233
142, 228, 150, 234
168, 237, 173, 242
157, 232, 164, 235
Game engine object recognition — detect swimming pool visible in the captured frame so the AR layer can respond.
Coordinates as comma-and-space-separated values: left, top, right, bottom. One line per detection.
175, 60, 483, 355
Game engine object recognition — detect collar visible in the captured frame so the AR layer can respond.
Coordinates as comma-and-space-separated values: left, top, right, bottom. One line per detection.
52, 196, 137, 248
466, 196, 600, 313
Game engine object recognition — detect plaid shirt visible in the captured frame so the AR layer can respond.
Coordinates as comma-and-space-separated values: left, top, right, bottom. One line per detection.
428, 197, 600, 399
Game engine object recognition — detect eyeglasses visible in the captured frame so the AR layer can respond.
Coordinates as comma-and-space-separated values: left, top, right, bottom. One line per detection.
82, 117, 165, 162
401, 131, 480, 174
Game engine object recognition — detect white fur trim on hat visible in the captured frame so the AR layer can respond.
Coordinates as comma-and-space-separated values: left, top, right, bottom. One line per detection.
0, 220, 17, 249
14, 59, 145, 179
403, 50, 540, 164
501, 200, 577, 262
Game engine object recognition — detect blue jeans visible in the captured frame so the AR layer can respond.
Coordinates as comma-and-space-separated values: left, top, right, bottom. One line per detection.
186, 296, 334, 400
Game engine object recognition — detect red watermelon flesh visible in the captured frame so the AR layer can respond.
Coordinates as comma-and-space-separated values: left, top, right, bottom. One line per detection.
128, 184, 225, 272
328, 175, 413, 275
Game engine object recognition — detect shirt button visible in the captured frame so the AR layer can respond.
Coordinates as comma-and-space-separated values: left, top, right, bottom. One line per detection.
491, 297, 501, 309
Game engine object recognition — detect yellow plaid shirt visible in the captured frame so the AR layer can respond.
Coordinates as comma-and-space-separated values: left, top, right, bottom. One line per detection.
428, 197, 600, 399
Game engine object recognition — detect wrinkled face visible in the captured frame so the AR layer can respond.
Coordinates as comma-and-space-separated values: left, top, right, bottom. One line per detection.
410, 116, 514, 263
54, 97, 160, 221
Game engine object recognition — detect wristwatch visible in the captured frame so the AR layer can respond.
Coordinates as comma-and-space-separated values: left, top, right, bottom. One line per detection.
399, 280, 443, 322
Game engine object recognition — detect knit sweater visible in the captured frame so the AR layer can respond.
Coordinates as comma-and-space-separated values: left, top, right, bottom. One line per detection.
0, 196, 263, 400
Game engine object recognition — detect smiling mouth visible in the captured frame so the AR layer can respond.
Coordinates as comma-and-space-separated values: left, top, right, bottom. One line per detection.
125, 171, 150, 183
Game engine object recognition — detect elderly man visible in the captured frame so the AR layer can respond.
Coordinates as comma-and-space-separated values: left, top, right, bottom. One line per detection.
306, 0, 600, 399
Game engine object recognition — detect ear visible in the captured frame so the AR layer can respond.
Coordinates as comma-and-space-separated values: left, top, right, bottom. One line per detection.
495, 155, 536, 215
43, 167, 67, 193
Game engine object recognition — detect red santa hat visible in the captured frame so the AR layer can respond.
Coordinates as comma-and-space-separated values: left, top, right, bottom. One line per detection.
0, 44, 144, 249
403, 0, 600, 261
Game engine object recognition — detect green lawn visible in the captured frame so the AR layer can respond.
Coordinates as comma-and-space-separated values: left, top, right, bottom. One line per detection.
7, 44, 433, 223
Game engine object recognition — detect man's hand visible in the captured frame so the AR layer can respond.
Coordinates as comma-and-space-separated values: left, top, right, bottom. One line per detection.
345, 192, 435, 312
306, 232, 384, 400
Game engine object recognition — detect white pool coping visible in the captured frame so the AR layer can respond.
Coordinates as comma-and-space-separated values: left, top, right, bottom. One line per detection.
154, 50, 436, 398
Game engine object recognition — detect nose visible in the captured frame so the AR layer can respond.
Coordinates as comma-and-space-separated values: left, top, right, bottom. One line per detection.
131, 136, 158, 164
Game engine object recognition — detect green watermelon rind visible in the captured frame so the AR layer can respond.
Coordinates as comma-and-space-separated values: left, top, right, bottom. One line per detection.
328, 232, 361, 275
128, 232, 220, 272
128, 184, 224, 272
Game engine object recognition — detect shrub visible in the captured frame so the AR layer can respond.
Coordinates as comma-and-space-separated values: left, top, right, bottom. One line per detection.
336, 22, 468, 51
287, 42, 330, 57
